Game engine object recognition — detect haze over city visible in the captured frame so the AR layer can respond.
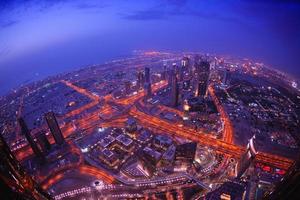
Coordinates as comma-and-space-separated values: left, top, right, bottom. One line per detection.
0, 0, 300, 95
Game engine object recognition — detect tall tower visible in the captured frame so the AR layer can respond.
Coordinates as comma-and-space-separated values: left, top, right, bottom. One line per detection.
195, 59, 210, 97
264, 154, 300, 200
44, 112, 65, 145
236, 135, 258, 179
222, 69, 231, 86
181, 56, 190, 68
137, 71, 144, 90
162, 64, 167, 80
18, 118, 45, 162
144, 67, 152, 99
37, 131, 51, 153
145, 67, 150, 83
171, 76, 179, 107
0, 134, 52, 200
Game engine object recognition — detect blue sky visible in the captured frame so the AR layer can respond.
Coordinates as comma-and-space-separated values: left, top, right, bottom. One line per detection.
0, 0, 300, 94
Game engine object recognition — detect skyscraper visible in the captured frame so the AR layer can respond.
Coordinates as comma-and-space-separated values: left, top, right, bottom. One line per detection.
236, 135, 258, 179
222, 69, 231, 86
144, 67, 150, 83
171, 75, 179, 107
44, 112, 65, 145
18, 118, 45, 162
264, 154, 300, 200
37, 131, 51, 153
162, 64, 167, 80
144, 67, 152, 99
181, 56, 190, 68
0, 134, 52, 200
137, 71, 144, 90
144, 82, 152, 99
195, 58, 210, 97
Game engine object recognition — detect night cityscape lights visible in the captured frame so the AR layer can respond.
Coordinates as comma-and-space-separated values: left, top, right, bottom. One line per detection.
0, 51, 300, 200
1, 1, 300, 200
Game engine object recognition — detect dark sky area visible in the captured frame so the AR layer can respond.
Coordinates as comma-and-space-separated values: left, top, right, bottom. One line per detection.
0, 0, 300, 95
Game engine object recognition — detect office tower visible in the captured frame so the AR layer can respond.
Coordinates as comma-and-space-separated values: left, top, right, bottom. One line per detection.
179, 65, 184, 81
264, 154, 300, 200
222, 69, 231, 86
145, 67, 150, 83
162, 64, 167, 80
195, 58, 210, 97
18, 118, 45, 162
144, 82, 152, 98
137, 71, 144, 90
44, 112, 65, 145
168, 68, 174, 85
171, 76, 179, 107
236, 135, 258, 179
37, 131, 51, 153
181, 56, 190, 68
0, 134, 52, 200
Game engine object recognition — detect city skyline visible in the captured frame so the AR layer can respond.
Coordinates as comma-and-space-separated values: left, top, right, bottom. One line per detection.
0, 0, 300, 95
0, 1, 300, 200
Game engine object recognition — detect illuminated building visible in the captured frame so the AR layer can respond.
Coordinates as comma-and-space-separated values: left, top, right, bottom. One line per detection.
137, 71, 144, 90
162, 64, 167, 80
236, 135, 258, 179
144, 67, 152, 98
171, 75, 179, 107
182, 99, 190, 120
18, 118, 45, 162
44, 112, 65, 145
195, 57, 210, 97
222, 69, 231, 86
144, 67, 150, 83
205, 181, 246, 200
264, 155, 300, 200
37, 131, 51, 153
144, 82, 152, 99
181, 56, 190, 68
0, 134, 52, 200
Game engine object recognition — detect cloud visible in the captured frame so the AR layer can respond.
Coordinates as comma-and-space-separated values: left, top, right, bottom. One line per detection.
0, 20, 19, 28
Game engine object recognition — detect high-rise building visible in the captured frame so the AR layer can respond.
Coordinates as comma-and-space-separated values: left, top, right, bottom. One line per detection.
236, 135, 258, 179
162, 64, 167, 80
37, 131, 51, 153
222, 69, 231, 86
182, 99, 190, 120
144, 67, 150, 83
171, 75, 179, 107
264, 154, 300, 200
0, 134, 52, 200
195, 58, 210, 97
181, 56, 190, 68
144, 82, 152, 99
205, 181, 246, 200
168, 69, 175, 87
44, 112, 65, 145
18, 118, 45, 162
137, 71, 144, 90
